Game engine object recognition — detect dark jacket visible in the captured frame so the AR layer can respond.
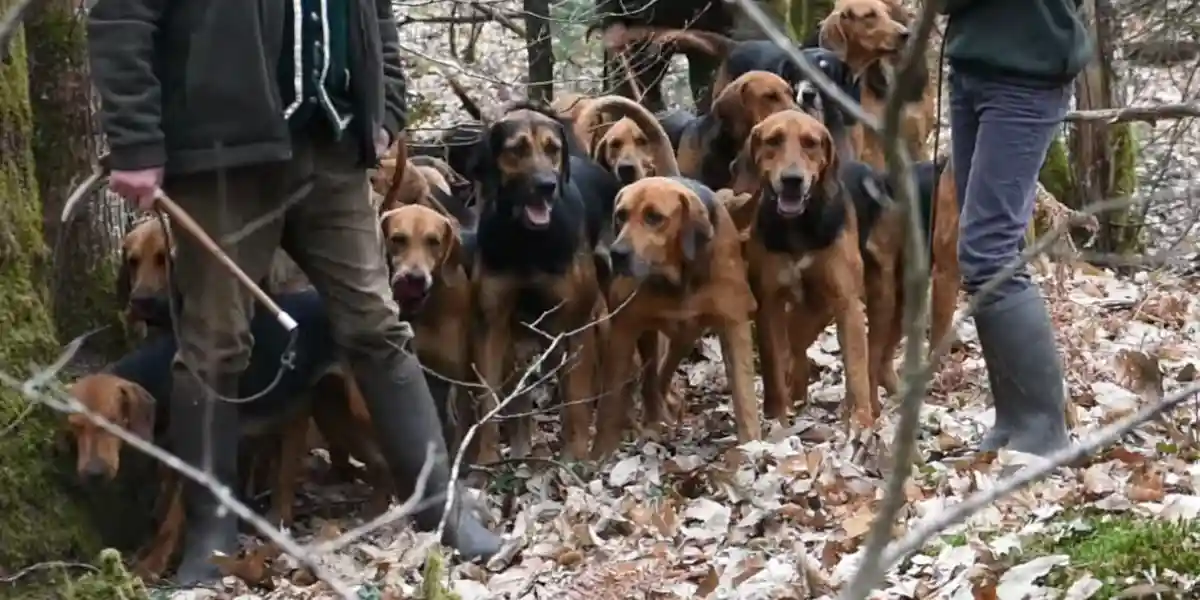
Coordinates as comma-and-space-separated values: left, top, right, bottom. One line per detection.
942, 0, 1093, 85
87, 0, 409, 174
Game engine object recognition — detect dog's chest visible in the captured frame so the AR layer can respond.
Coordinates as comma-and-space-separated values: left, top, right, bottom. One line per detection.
775, 254, 815, 300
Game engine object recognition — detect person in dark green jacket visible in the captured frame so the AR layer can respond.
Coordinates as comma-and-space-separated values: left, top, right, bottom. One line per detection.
87, 0, 501, 585
941, 0, 1092, 457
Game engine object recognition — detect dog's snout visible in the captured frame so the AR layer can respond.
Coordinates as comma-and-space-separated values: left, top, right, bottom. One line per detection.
610, 242, 633, 274
79, 460, 111, 484
532, 173, 558, 196
778, 169, 807, 192
399, 270, 431, 291
897, 29, 910, 43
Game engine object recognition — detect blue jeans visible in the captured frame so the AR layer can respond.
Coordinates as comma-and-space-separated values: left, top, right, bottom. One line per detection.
950, 69, 1070, 305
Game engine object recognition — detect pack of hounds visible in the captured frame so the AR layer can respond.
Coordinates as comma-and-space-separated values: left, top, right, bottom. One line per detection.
65, 0, 967, 582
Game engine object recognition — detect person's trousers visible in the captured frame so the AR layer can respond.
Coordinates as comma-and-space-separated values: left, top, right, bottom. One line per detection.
165, 128, 410, 380
949, 69, 1070, 305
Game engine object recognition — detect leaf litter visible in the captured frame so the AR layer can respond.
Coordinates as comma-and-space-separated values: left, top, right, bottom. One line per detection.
161, 2, 1200, 598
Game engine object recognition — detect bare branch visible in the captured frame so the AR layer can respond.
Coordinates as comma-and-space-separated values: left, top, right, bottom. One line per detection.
840, 2, 941, 598
1063, 102, 1200, 124
726, 0, 881, 132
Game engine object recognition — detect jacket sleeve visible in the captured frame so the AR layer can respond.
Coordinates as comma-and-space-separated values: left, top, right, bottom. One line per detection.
87, 0, 168, 171
375, 0, 409, 143
939, 0, 978, 15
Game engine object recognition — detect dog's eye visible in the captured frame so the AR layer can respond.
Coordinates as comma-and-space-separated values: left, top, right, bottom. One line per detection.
763, 133, 784, 147
614, 208, 629, 226
633, 136, 647, 147
799, 135, 818, 149
643, 209, 664, 226
864, 9, 877, 19
389, 234, 408, 248
154, 252, 166, 266
425, 235, 441, 247
127, 256, 140, 269
543, 139, 561, 155
764, 92, 780, 102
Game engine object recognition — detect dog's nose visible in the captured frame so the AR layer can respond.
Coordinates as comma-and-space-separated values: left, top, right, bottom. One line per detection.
778, 171, 807, 194
610, 244, 632, 274
897, 29, 910, 43
532, 174, 557, 196
799, 87, 819, 106
615, 163, 638, 182
400, 271, 430, 291
79, 461, 110, 484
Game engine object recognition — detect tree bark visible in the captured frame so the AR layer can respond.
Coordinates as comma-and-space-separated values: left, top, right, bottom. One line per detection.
0, 5, 102, 571
523, 0, 554, 104
788, 0, 835, 41
25, 0, 126, 349
1069, 0, 1143, 255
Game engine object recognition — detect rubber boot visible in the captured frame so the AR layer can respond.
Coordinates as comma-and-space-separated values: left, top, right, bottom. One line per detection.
974, 286, 1071, 457
170, 368, 242, 586
351, 350, 502, 562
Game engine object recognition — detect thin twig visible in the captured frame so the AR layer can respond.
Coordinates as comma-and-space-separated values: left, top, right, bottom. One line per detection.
880, 379, 1200, 569
727, 0, 880, 132
840, 2, 940, 598
1063, 102, 1200, 124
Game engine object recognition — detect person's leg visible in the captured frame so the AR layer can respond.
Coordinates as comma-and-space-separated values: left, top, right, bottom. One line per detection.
165, 165, 285, 585
282, 130, 501, 561
957, 73, 1071, 457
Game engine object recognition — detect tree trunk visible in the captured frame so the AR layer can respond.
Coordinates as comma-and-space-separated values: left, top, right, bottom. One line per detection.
523, 0, 553, 104
0, 7, 102, 572
1069, 0, 1143, 255
24, 0, 125, 350
788, 0, 835, 41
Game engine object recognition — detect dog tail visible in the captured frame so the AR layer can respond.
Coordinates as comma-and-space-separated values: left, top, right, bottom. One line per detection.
601, 24, 737, 59
573, 95, 680, 177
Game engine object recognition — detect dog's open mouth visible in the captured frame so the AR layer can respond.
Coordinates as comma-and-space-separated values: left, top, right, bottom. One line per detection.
775, 192, 809, 217
391, 276, 429, 312
523, 202, 553, 227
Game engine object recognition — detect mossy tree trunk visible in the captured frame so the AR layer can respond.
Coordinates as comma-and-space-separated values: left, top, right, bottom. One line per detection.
1068, 0, 1144, 255
0, 5, 102, 571
25, 0, 124, 349
787, 0, 834, 41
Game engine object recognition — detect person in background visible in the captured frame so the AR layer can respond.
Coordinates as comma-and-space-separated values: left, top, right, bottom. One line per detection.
941, 0, 1092, 456
88, 0, 502, 585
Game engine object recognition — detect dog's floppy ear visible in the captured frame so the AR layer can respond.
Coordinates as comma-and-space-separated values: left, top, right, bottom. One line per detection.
716, 189, 759, 240
468, 123, 503, 201
819, 12, 848, 55
820, 128, 843, 202
713, 79, 748, 138
555, 120, 572, 189
116, 248, 131, 308
440, 217, 464, 281
679, 189, 715, 261
120, 381, 156, 440
728, 130, 761, 195
591, 134, 612, 172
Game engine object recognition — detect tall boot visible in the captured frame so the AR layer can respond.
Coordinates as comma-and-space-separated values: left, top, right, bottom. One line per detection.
974, 286, 1071, 457
351, 350, 502, 562
170, 368, 242, 585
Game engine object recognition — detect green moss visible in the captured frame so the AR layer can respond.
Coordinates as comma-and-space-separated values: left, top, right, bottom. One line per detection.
787, 0, 835, 41
419, 548, 461, 600
1038, 135, 1075, 208
1101, 123, 1145, 255
1016, 512, 1200, 598
0, 5, 101, 572
0, 550, 150, 600
25, 0, 127, 351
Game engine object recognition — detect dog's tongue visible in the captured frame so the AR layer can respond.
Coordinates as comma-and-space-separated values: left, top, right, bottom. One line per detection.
525, 204, 551, 225
777, 195, 808, 216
